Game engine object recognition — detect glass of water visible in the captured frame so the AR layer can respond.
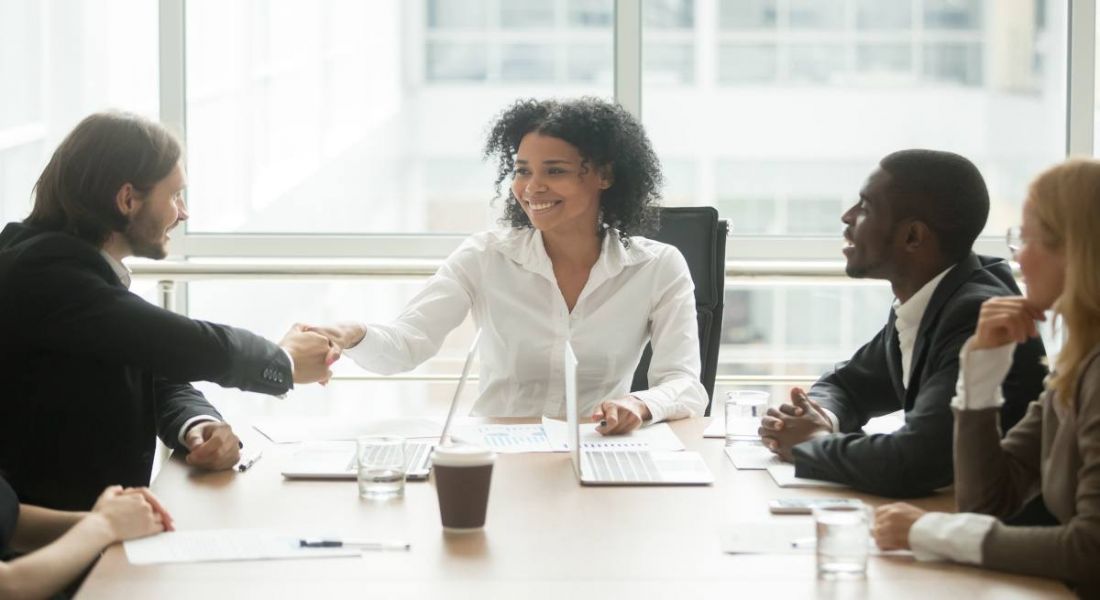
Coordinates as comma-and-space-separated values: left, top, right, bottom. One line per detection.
724, 390, 769, 446
814, 502, 870, 579
356, 435, 406, 499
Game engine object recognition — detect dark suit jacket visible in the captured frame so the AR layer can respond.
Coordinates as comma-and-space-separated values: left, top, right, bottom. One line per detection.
792, 253, 1048, 497
0, 223, 293, 510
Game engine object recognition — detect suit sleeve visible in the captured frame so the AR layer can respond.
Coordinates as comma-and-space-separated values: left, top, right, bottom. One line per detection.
14, 254, 292, 395
792, 317, 974, 498
806, 326, 901, 432
153, 378, 224, 452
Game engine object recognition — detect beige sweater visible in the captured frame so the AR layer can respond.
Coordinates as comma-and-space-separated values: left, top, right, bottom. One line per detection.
954, 346, 1100, 593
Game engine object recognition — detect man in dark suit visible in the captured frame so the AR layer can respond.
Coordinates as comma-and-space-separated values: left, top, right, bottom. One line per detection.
759, 149, 1048, 498
0, 112, 339, 510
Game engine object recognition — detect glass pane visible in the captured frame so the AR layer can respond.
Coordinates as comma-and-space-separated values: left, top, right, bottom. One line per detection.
645, 0, 694, 29
0, 0, 158, 226
718, 0, 777, 30
924, 0, 982, 30
646, 0, 1065, 240
184, 0, 613, 234
857, 0, 912, 30
645, 43, 695, 85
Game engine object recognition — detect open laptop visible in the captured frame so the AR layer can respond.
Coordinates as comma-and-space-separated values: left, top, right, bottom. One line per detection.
565, 342, 713, 486
279, 330, 480, 481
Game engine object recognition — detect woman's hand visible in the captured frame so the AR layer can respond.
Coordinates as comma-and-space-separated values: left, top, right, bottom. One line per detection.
592, 397, 651, 435
971, 296, 1046, 351
90, 486, 172, 542
872, 502, 925, 551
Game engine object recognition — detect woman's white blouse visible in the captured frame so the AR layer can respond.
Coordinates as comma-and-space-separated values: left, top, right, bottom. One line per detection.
344, 228, 708, 421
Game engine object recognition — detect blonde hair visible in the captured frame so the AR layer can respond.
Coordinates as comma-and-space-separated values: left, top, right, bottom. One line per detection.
1028, 159, 1100, 405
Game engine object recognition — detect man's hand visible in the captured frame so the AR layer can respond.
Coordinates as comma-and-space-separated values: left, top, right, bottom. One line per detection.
279, 324, 341, 384
758, 387, 833, 461
592, 397, 651, 435
971, 296, 1045, 351
183, 421, 241, 470
301, 322, 367, 351
872, 503, 926, 550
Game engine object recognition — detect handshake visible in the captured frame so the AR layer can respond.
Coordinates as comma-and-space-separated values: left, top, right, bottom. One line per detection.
276, 322, 368, 385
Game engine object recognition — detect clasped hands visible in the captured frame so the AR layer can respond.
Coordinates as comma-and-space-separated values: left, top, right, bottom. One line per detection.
757, 387, 833, 461
278, 323, 350, 385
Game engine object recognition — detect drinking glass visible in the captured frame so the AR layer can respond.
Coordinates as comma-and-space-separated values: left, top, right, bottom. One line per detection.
356, 435, 406, 499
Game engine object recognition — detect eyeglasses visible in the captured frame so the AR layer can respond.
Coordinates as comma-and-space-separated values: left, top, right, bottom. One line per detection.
1006, 226, 1023, 256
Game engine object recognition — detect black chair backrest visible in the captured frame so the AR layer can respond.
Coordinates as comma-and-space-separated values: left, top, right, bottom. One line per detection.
630, 207, 728, 415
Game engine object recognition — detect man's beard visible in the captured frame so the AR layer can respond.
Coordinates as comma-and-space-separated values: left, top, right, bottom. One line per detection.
124, 211, 170, 260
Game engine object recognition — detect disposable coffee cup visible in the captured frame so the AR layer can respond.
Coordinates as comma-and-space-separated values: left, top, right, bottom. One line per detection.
431, 444, 495, 533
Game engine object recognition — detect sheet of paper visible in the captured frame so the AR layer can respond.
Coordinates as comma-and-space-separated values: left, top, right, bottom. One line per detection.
719, 521, 910, 556
766, 463, 848, 489
253, 417, 442, 443
542, 417, 685, 452
723, 443, 783, 470
703, 417, 759, 440
451, 424, 556, 453
124, 529, 361, 565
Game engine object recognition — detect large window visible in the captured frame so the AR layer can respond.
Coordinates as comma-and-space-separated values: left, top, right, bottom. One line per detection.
0, 0, 159, 225
0, 0, 1087, 394
183, 0, 614, 234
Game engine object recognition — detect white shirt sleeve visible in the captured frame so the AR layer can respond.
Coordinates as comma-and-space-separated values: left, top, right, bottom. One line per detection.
628, 249, 708, 423
344, 243, 478, 375
908, 511, 997, 564
177, 415, 221, 447
951, 337, 1015, 411
820, 407, 840, 433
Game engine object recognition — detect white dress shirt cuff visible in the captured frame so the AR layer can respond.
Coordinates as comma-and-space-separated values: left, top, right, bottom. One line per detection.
821, 407, 840, 433
177, 416, 221, 447
952, 337, 1014, 411
343, 323, 382, 369
282, 347, 294, 371
909, 511, 997, 564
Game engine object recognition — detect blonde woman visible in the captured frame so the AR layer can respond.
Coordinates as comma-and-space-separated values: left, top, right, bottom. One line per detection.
873, 159, 1100, 596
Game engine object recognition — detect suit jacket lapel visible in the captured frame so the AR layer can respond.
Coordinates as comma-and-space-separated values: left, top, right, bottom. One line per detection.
904, 252, 983, 408
884, 309, 907, 406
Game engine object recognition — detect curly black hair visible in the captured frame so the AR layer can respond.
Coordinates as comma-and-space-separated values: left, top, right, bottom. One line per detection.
482, 97, 662, 246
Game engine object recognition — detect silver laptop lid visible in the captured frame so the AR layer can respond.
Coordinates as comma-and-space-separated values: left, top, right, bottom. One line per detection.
564, 341, 582, 478
438, 329, 482, 447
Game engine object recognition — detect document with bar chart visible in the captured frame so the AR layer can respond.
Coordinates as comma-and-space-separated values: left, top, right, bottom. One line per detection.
452, 424, 556, 453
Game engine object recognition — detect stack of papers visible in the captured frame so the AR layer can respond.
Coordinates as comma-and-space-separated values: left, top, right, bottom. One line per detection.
124, 529, 361, 565
766, 463, 847, 489
723, 443, 783, 470
719, 521, 910, 556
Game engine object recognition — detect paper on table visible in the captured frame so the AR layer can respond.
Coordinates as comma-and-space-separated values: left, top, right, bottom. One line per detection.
124, 529, 361, 565
766, 464, 848, 488
703, 417, 759, 439
724, 443, 783, 470
719, 521, 910, 556
451, 424, 555, 453
541, 417, 686, 452
253, 417, 442, 443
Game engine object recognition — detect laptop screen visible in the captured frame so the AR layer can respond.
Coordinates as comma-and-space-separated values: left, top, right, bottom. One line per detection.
438, 329, 481, 446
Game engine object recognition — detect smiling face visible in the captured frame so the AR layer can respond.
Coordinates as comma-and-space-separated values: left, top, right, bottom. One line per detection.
1016, 198, 1066, 310
510, 132, 611, 236
125, 162, 189, 260
841, 167, 903, 279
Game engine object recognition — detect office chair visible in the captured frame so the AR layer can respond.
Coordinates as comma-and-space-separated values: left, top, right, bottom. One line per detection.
630, 206, 728, 416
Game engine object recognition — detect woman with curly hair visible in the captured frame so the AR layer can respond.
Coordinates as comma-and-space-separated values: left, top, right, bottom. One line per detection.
873, 159, 1100, 596
310, 97, 706, 433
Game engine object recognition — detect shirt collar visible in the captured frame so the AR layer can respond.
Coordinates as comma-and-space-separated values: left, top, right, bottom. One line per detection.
892, 265, 954, 330
98, 250, 132, 289
495, 227, 656, 278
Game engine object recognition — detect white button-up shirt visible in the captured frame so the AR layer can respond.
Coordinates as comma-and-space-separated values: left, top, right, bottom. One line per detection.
892, 266, 953, 389
345, 228, 708, 422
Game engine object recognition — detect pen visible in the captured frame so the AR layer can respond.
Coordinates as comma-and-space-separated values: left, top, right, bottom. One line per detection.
237, 451, 263, 472
298, 538, 411, 551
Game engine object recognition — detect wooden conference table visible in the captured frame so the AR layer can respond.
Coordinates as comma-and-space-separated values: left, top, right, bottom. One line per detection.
77, 417, 1070, 599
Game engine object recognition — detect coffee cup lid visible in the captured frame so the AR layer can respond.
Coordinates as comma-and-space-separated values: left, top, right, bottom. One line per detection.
432, 443, 495, 467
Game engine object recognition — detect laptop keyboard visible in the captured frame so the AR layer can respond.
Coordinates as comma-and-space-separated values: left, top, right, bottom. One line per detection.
345, 442, 432, 473
586, 450, 661, 482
